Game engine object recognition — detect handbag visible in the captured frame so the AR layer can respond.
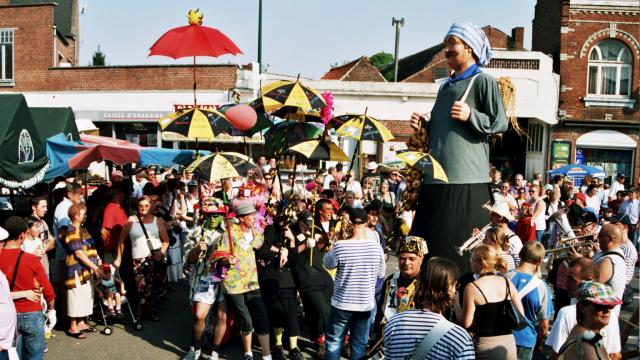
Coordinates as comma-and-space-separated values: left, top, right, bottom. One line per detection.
503, 277, 527, 331
136, 214, 165, 263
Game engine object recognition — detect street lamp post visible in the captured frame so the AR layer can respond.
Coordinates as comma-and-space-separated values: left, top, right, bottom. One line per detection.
392, 17, 404, 82
258, 0, 263, 73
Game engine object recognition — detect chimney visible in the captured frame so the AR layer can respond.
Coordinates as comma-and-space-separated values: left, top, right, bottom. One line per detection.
512, 27, 525, 50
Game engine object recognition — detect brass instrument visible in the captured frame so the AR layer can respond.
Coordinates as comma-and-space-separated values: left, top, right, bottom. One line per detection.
546, 235, 596, 259
456, 223, 492, 256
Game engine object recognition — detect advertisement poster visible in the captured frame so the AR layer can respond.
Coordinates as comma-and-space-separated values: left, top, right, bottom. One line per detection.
551, 141, 571, 169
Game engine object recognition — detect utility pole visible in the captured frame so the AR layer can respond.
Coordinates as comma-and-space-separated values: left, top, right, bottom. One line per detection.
258, 0, 263, 73
392, 17, 404, 82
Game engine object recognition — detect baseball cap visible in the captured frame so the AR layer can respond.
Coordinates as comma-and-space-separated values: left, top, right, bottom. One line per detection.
0, 226, 8, 241
577, 281, 622, 306
610, 214, 633, 227
574, 192, 587, 203
297, 210, 313, 226
616, 173, 626, 178
577, 211, 598, 226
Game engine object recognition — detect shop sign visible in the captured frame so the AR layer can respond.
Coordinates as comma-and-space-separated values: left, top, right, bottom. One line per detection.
575, 149, 585, 164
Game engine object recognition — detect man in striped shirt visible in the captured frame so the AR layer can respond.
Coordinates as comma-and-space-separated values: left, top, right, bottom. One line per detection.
323, 208, 385, 360
610, 214, 638, 304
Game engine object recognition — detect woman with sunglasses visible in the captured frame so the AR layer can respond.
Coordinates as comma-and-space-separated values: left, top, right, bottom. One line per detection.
515, 189, 528, 217
527, 184, 547, 242
115, 196, 170, 321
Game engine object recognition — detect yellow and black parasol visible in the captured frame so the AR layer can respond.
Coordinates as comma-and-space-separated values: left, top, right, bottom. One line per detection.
186, 152, 255, 182
334, 113, 394, 142
159, 107, 233, 139
260, 79, 326, 114
288, 138, 349, 162
396, 151, 448, 183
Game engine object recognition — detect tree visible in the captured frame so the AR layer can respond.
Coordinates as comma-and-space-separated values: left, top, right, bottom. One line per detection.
369, 51, 393, 68
91, 46, 106, 66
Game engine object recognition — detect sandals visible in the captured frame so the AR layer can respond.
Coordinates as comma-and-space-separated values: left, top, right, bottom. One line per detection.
79, 326, 98, 333
66, 330, 86, 339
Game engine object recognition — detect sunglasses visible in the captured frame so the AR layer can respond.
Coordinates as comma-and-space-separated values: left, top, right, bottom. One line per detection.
264, 177, 272, 180
529, 190, 536, 193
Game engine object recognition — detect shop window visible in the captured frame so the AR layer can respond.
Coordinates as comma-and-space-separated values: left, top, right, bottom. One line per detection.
586, 40, 632, 97
0, 29, 13, 84
526, 123, 543, 153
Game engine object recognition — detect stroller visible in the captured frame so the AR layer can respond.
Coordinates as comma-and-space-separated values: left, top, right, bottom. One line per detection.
94, 264, 142, 335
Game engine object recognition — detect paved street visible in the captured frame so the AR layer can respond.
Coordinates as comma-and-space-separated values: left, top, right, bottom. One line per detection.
45, 256, 638, 360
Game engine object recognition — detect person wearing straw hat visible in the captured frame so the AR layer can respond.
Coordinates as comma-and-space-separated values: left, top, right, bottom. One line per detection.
409, 22, 508, 272
555, 281, 622, 360
213, 202, 271, 360
477, 202, 523, 266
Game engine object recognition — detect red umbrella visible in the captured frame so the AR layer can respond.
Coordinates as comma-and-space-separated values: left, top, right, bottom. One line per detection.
149, 9, 243, 105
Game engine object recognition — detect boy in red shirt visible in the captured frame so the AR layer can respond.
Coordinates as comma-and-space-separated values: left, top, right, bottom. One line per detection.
0, 216, 55, 360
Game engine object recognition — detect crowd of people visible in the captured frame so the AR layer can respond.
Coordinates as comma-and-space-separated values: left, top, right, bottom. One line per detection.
0, 155, 638, 360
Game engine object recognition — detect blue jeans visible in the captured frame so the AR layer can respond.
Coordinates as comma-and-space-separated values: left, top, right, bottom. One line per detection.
324, 306, 371, 360
16, 311, 45, 360
516, 345, 533, 360
535, 230, 544, 242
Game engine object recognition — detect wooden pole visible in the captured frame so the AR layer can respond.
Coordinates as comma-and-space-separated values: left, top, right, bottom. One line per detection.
193, 56, 197, 107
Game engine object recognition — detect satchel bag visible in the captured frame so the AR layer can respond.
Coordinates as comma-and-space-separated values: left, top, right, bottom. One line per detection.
136, 214, 166, 264
503, 277, 527, 331
407, 317, 455, 360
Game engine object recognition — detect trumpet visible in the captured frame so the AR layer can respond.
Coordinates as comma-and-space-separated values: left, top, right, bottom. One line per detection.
456, 223, 492, 256
546, 238, 597, 259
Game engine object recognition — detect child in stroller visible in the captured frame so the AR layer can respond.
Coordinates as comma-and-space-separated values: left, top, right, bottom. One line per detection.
95, 263, 126, 316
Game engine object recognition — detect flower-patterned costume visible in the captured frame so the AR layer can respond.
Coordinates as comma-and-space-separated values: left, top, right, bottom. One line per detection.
213, 223, 264, 295
64, 226, 99, 289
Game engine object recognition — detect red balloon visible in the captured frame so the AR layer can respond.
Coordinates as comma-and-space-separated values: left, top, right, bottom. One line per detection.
225, 105, 257, 131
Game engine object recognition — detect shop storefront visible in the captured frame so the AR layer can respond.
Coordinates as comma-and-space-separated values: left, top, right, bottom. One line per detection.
575, 130, 637, 185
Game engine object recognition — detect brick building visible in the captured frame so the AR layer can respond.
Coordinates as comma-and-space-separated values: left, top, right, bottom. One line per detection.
533, 0, 640, 185
0, 1, 238, 150
321, 56, 386, 82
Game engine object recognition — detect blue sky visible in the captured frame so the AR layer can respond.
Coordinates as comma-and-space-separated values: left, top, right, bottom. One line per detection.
78, 0, 537, 79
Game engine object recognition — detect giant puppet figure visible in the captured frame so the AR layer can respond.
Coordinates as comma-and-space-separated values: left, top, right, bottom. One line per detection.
409, 22, 507, 271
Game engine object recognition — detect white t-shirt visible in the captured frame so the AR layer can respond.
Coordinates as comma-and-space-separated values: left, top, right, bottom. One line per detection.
545, 304, 620, 354
323, 174, 335, 190
585, 195, 601, 211
493, 192, 517, 209
609, 181, 625, 200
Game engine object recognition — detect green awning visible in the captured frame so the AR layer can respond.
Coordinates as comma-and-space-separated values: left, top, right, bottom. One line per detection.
0, 94, 49, 188
31, 107, 80, 141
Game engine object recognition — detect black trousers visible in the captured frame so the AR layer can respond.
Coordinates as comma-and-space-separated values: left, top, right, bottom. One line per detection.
261, 279, 301, 337
300, 287, 332, 341
410, 182, 492, 273
225, 290, 270, 335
